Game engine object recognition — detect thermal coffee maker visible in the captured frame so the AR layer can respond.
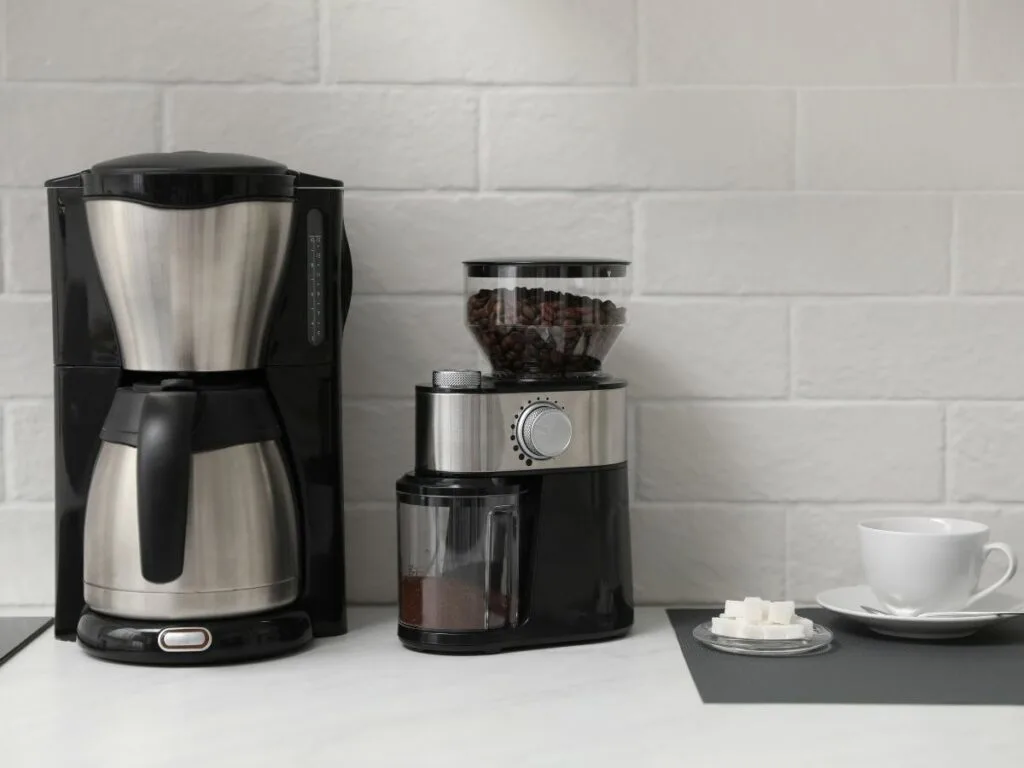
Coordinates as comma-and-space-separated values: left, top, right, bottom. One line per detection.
46, 151, 352, 664
396, 260, 633, 653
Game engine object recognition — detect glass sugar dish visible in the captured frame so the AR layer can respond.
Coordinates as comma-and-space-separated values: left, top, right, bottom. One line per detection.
693, 597, 834, 657
464, 260, 630, 381
692, 620, 834, 657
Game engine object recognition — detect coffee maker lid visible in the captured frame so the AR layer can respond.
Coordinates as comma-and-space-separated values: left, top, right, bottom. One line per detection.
82, 151, 295, 208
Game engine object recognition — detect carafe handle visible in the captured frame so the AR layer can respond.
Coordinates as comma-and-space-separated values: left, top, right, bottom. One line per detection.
137, 387, 196, 583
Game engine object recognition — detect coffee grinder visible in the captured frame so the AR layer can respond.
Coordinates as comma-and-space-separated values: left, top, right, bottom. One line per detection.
396, 260, 633, 653
47, 151, 352, 664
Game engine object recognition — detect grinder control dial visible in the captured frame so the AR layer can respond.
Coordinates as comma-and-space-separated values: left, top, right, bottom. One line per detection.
517, 403, 573, 460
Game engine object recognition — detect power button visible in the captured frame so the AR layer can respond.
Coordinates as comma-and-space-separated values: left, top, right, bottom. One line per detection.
158, 627, 212, 653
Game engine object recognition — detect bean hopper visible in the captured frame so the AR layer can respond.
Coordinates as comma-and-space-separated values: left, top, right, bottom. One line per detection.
395, 260, 634, 653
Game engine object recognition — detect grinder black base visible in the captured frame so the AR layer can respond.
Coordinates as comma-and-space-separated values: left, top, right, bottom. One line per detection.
398, 623, 631, 654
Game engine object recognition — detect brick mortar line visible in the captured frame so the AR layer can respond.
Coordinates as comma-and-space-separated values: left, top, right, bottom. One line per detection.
793, 89, 803, 190
0, 294, 50, 303
351, 296, 1024, 304
1, 405, 11, 502
340, 500, 1024, 511
343, 498, 1009, 508
782, 506, 793, 598
786, 303, 795, 398
342, 398, 1024, 409
0, 1, 6, 82
8, 82, 1024, 91
953, 0, 962, 81
628, 194, 643, 294
358, 190, 980, 199
630, 502, 1022, 511
3, 186, 1024, 196
344, 399, 1003, 409
346, 294, 1024, 303
340, 398, 1024, 408
0, 196, 8, 293
629, 398, 1017, 405
318, 0, 329, 85
788, 295, 1024, 304
0, 502, 57, 512
943, 403, 952, 502
475, 88, 485, 191
155, 86, 166, 152
949, 193, 960, 295
634, 0, 645, 86
631, 498, 962, 507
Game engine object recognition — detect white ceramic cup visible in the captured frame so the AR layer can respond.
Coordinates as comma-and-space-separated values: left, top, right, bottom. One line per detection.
859, 517, 1018, 616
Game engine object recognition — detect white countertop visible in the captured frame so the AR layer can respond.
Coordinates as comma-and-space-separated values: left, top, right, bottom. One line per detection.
0, 608, 1021, 767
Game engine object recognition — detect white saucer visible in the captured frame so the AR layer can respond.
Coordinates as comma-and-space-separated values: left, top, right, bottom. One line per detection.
816, 585, 1024, 639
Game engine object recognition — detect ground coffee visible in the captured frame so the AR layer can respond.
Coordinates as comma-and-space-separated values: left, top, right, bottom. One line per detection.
399, 574, 510, 631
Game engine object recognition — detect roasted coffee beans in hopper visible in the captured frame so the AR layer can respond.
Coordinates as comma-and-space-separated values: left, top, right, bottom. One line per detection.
465, 261, 629, 380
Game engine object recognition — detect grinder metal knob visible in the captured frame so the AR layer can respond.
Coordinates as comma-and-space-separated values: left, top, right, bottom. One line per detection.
517, 403, 573, 460
432, 369, 482, 390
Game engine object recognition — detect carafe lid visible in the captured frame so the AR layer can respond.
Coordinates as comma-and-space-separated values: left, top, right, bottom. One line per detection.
82, 151, 294, 208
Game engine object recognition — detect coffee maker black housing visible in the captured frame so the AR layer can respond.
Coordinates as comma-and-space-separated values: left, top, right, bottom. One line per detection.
47, 153, 352, 662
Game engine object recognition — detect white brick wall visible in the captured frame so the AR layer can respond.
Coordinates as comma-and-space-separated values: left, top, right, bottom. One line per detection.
3, 0, 1024, 608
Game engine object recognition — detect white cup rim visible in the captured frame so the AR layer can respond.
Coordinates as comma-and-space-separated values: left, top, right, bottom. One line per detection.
859, 516, 988, 536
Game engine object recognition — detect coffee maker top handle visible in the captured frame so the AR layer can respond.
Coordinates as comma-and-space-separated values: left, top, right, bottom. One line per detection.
136, 384, 197, 584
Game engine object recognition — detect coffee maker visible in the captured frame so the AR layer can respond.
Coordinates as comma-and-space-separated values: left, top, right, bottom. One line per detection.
46, 151, 352, 664
395, 260, 633, 653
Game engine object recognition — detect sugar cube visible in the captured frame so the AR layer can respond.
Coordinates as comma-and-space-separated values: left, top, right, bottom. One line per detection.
711, 617, 743, 639
761, 624, 791, 640
767, 600, 795, 625
742, 597, 765, 623
737, 622, 764, 640
723, 600, 745, 619
781, 624, 806, 640
790, 615, 814, 638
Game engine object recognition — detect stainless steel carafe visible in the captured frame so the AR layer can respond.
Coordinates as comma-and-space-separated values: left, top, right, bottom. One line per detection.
84, 384, 300, 620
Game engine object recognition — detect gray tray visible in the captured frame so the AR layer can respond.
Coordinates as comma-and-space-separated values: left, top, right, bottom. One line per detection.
669, 608, 1024, 704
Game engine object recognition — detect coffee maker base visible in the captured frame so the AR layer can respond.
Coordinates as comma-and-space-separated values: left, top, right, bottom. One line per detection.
397, 623, 632, 655
76, 608, 313, 665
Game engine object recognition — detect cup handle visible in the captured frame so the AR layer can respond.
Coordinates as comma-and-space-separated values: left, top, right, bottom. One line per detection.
965, 542, 1018, 608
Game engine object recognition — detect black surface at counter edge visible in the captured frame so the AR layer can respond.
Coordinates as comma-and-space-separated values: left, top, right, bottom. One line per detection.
0, 617, 53, 667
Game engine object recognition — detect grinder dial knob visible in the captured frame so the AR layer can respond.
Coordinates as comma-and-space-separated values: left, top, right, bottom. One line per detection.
517, 403, 573, 460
